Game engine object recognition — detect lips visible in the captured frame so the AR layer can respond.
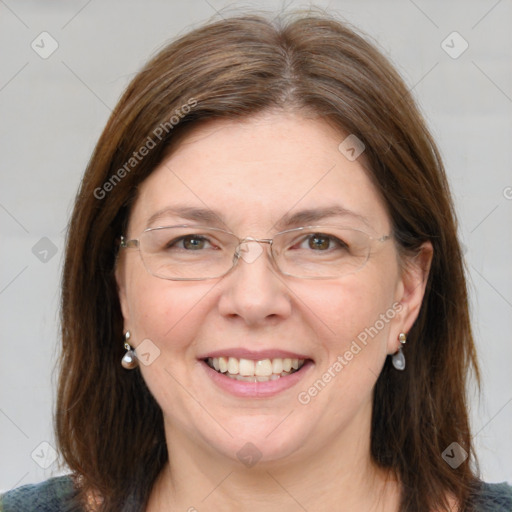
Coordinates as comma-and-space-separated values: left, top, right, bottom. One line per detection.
205, 356, 306, 382
201, 356, 314, 398
200, 348, 311, 361
197, 349, 313, 394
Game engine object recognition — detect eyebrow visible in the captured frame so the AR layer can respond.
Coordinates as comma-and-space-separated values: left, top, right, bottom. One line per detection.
274, 206, 371, 231
145, 206, 226, 228
145, 204, 371, 231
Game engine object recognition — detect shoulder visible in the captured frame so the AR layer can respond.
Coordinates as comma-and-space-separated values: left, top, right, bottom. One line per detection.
471, 481, 512, 511
0, 475, 81, 512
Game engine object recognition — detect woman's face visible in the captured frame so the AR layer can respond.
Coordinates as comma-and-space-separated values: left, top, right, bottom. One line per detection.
116, 112, 427, 467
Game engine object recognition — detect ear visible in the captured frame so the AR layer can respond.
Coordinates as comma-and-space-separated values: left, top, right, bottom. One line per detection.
388, 241, 433, 354
115, 253, 131, 332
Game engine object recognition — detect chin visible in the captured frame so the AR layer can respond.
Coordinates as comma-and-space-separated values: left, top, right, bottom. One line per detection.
202, 415, 312, 467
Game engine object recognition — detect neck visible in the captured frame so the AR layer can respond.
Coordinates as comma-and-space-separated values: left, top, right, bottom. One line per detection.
147, 404, 400, 511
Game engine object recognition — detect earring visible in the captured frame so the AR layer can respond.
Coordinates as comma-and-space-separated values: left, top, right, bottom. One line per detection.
121, 331, 138, 370
391, 332, 407, 371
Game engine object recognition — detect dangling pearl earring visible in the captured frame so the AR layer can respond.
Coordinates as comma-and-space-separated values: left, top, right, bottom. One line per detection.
121, 331, 138, 370
391, 332, 407, 371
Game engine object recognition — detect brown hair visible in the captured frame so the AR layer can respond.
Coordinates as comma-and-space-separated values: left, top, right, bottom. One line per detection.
57, 11, 480, 511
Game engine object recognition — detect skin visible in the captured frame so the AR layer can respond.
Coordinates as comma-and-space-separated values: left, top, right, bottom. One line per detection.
116, 112, 433, 511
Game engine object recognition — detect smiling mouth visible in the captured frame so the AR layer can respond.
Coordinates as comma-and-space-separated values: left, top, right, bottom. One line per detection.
204, 356, 306, 382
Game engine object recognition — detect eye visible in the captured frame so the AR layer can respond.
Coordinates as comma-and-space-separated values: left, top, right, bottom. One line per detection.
167, 235, 212, 250
307, 234, 331, 250
300, 233, 348, 251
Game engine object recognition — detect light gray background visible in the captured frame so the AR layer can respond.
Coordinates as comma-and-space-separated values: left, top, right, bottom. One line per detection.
1, 0, 511, 492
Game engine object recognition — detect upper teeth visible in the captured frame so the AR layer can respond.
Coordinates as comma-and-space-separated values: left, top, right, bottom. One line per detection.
207, 356, 305, 377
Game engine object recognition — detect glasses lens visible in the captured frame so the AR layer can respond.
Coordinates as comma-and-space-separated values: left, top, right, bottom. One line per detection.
135, 226, 377, 280
139, 226, 237, 280
273, 227, 371, 278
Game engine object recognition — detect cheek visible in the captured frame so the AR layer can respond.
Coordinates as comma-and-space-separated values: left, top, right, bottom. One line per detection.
291, 272, 399, 423
124, 267, 215, 355
294, 265, 399, 363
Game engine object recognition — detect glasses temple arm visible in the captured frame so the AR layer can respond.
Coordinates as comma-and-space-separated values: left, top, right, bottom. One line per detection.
120, 236, 139, 249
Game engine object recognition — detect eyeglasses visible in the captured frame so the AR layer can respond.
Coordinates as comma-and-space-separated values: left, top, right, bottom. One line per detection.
120, 225, 391, 281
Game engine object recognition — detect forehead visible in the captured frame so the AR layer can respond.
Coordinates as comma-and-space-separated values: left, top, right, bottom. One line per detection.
128, 112, 390, 236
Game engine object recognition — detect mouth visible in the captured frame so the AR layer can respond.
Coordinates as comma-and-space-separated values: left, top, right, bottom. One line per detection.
204, 356, 306, 382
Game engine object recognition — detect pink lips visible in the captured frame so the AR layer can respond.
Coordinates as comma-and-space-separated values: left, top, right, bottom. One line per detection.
198, 348, 311, 361
200, 358, 314, 398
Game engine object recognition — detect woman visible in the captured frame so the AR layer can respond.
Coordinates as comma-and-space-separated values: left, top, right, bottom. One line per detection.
1, 11, 511, 512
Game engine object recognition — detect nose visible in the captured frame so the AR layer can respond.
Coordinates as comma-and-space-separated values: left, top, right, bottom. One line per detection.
217, 240, 292, 326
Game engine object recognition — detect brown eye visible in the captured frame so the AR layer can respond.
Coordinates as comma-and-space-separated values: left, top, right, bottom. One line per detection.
308, 234, 331, 250
181, 236, 206, 250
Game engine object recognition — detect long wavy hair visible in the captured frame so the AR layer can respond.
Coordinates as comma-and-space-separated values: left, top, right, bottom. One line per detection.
56, 11, 480, 511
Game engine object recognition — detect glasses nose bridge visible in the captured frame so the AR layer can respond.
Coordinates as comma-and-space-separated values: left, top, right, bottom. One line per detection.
233, 236, 274, 266
238, 236, 273, 245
